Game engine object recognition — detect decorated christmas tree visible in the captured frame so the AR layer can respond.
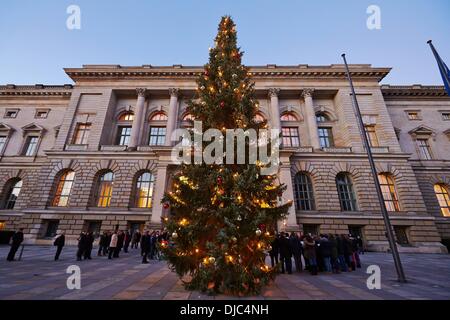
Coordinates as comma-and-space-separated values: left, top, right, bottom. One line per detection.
161, 16, 292, 295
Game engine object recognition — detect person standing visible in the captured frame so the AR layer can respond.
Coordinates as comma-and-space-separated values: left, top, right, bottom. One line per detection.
304, 235, 317, 275
140, 230, 151, 263
269, 233, 280, 268
98, 231, 108, 256
320, 234, 332, 273
108, 231, 118, 259
115, 230, 124, 258
84, 232, 94, 260
123, 230, 131, 253
279, 232, 293, 274
6, 228, 24, 262
289, 232, 303, 273
132, 230, 141, 249
53, 232, 65, 261
76, 232, 86, 261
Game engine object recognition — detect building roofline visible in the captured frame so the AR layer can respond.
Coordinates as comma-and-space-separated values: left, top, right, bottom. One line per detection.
0, 84, 73, 97
381, 84, 449, 97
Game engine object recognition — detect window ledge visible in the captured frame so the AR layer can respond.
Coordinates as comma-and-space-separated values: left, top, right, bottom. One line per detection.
100, 145, 127, 151
65, 144, 88, 151
322, 147, 352, 153
370, 146, 389, 153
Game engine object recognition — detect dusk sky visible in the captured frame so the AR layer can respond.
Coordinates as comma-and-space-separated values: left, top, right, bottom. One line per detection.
0, 0, 449, 85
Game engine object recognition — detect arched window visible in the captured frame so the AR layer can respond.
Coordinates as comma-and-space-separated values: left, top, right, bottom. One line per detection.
52, 170, 75, 207
434, 184, 450, 217
336, 173, 357, 211
316, 112, 330, 123
182, 113, 195, 121
150, 112, 168, 121
95, 171, 114, 207
378, 174, 400, 212
149, 112, 168, 146
281, 113, 297, 121
293, 172, 315, 211
134, 172, 155, 208
2, 179, 22, 209
118, 112, 134, 121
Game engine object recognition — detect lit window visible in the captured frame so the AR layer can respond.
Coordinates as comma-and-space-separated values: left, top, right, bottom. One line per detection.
150, 112, 168, 121
434, 184, 450, 217
316, 112, 329, 123
293, 173, 315, 211
416, 139, 432, 160
52, 170, 75, 207
135, 172, 155, 208
280, 113, 297, 121
254, 113, 265, 123
182, 113, 195, 121
4, 110, 18, 118
281, 127, 299, 147
0, 136, 7, 153
23, 136, 39, 156
96, 171, 114, 207
118, 112, 134, 121
378, 174, 400, 212
73, 123, 91, 145
2, 179, 22, 209
407, 112, 420, 120
116, 126, 132, 146
336, 173, 357, 211
35, 110, 49, 119
149, 126, 166, 146
364, 125, 379, 147
318, 127, 334, 148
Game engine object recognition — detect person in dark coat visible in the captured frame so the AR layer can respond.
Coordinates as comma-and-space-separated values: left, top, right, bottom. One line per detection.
342, 234, 354, 271
279, 232, 293, 274
289, 232, 303, 272
303, 235, 317, 275
123, 230, 131, 253
98, 231, 108, 256
131, 230, 141, 249
115, 231, 124, 258
269, 233, 280, 268
140, 230, 151, 263
7, 228, 24, 261
336, 234, 348, 272
319, 234, 332, 272
76, 232, 87, 261
53, 232, 65, 261
83, 232, 94, 260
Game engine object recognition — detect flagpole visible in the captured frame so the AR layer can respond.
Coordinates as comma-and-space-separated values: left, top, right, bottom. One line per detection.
341, 53, 407, 283
427, 40, 450, 95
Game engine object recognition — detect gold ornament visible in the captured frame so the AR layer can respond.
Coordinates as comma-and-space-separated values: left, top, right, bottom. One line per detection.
255, 229, 262, 236
172, 232, 178, 239
231, 236, 237, 243
208, 256, 216, 264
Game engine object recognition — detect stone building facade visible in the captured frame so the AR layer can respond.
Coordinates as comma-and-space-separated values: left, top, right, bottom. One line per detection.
0, 64, 449, 253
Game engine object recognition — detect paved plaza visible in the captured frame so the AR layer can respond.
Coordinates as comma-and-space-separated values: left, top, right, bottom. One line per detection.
0, 245, 449, 300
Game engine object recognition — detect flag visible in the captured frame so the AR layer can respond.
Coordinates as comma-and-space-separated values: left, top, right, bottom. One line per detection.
428, 40, 450, 96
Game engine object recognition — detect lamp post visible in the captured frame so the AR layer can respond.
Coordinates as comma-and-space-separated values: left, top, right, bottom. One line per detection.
341, 53, 407, 283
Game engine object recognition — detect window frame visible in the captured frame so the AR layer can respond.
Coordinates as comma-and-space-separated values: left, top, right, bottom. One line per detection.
434, 184, 450, 217
317, 127, 334, 148
2, 179, 23, 210
95, 171, 114, 207
416, 138, 433, 160
364, 125, 380, 147
4, 109, 19, 119
72, 122, 91, 145
336, 173, 358, 211
134, 171, 155, 208
35, 109, 50, 119
52, 170, 76, 207
378, 173, 400, 212
116, 126, 132, 146
23, 136, 39, 156
281, 127, 300, 147
148, 126, 166, 146
293, 172, 316, 211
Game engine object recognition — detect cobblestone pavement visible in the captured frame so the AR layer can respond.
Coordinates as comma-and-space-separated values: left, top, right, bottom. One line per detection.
0, 245, 449, 300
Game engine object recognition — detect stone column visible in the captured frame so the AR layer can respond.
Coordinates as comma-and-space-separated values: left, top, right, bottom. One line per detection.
302, 88, 320, 149
269, 88, 281, 130
278, 158, 298, 231
129, 88, 146, 149
150, 165, 169, 225
165, 88, 179, 146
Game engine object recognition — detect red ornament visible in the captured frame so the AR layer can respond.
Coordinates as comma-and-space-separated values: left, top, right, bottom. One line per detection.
217, 176, 223, 185
259, 224, 266, 231
220, 101, 225, 108
163, 203, 170, 209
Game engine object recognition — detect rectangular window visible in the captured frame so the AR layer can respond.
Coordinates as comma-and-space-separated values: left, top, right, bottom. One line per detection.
35, 110, 49, 119
23, 136, 39, 156
393, 226, 409, 245
407, 112, 420, 120
364, 125, 379, 147
149, 126, 166, 146
4, 109, 18, 118
318, 127, 334, 148
416, 139, 432, 160
281, 127, 300, 147
85, 221, 102, 238
73, 123, 91, 145
442, 112, 450, 121
0, 136, 7, 153
44, 220, 59, 238
116, 126, 132, 146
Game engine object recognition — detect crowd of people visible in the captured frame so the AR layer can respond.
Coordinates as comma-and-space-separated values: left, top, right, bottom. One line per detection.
5, 228, 365, 278
269, 232, 364, 275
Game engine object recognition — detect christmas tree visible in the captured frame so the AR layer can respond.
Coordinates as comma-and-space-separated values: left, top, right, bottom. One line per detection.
161, 16, 292, 295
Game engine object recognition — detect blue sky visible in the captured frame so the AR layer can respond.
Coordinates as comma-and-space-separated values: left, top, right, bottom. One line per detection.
0, 0, 449, 85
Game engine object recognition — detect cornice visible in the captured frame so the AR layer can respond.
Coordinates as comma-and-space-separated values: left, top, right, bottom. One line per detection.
0, 84, 73, 97
64, 64, 391, 83
381, 84, 449, 98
